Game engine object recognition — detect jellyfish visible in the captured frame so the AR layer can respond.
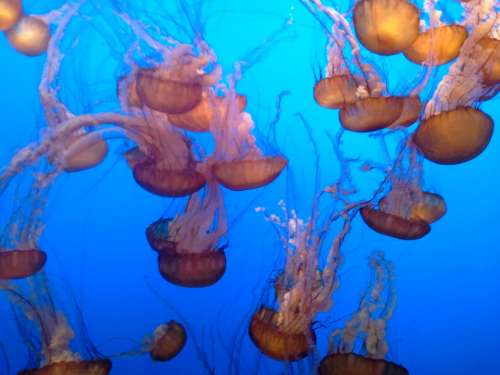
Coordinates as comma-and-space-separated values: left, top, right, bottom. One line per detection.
1, 273, 112, 374
414, 1, 497, 164
353, 0, 421, 55
319, 252, 408, 375
146, 179, 227, 287
147, 321, 187, 362
250, 200, 352, 361
0, 0, 21, 31
209, 73, 287, 190
361, 141, 446, 239
303, 0, 421, 132
403, 0, 468, 66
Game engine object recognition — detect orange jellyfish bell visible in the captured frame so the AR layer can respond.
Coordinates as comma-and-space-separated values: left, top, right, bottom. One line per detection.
133, 161, 206, 197
313, 75, 358, 109
6, 16, 50, 56
403, 25, 468, 66
339, 97, 403, 132
478, 37, 500, 86
168, 93, 247, 132
413, 107, 493, 164
353, 0, 420, 55
158, 249, 226, 287
249, 307, 315, 361
135, 67, 203, 114
150, 321, 187, 362
0, 249, 47, 279
213, 156, 287, 191
407, 192, 446, 223
319, 353, 409, 375
360, 206, 430, 239
18, 359, 112, 375
394, 96, 421, 127
0, 0, 22, 31
62, 135, 108, 173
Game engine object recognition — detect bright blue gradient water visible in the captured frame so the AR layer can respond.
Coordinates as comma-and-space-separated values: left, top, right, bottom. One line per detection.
0, 1, 499, 374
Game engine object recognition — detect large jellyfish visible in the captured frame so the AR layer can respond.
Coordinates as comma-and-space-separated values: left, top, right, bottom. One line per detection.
303, 0, 422, 132
0, 273, 111, 374
249, 199, 352, 361
319, 252, 408, 375
360, 140, 446, 240
146, 178, 228, 287
413, 1, 497, 164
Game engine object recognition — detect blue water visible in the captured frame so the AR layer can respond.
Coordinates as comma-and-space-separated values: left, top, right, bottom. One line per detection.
0, 1, 499, 374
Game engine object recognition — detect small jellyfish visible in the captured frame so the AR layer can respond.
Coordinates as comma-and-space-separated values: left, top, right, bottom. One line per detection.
148, 181, 227, 287
6, 16, 50, 56
320, 253, 408, 374
314, 75, 358, 109
148, 321, 187, 362
0, 249, 47, 280
0, 0, 22, 31
353, 0, 420, 55
477, 37, 500, 86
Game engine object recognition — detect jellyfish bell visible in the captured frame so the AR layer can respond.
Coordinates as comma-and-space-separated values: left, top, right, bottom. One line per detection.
213, 156, 287, 191
360, 206, 430, 240
407, 192, 446, 224
18, 359, 112, 375
392, 96, 421, 127
133, 161, 206, 197
249, 307, 315, 361
0, 0, 21, 31
339, 96, 403, 132
353, 0, 420, 55
413, 107, 493, 164
319, 353, 409, 375
149, 321, 187, 362
403, 25, 468, 66
0, 249, 47, 279
158, 248, 226, 288
477, 37, 500, 86
313, 75, 358, 109
59, 133, 108, 173
6, 16, 50, 56
168, 92, 247, 132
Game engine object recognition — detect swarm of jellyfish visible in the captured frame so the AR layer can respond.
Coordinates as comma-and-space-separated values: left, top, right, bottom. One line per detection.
0, 0, 498, 373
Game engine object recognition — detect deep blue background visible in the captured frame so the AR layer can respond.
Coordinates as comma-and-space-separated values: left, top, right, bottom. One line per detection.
0, 1, 499, 374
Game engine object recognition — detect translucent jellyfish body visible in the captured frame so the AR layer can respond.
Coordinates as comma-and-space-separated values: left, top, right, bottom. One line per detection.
361, 190, 446, 240
404, 25, 468, 66
149, 321, 187, 362
147, 182, 227, 287
0, 249, 47, 279
314, 75, 358, 109
249, 307, 316, 361
6, 16, 50, 56
353, 0, 420, 55
0, 0, 21, 30
413, 107, 493, 164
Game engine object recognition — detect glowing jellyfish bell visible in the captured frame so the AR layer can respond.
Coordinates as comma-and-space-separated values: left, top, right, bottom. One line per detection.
404, 24, 468, 66
148, 321, 187, 362
314, 74, 358, 109
136, 45, 220, 115
477, 37, 500, 87
0, 0, 22, 31
353, 0, 420, 55
6, 15, 50, 56
0, 249, 46, 280
147, 182, 227, 287
210, 84, 287, 191
413, 107, 493, 164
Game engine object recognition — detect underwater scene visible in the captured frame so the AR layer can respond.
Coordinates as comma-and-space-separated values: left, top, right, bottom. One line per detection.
0, 0, 499, 374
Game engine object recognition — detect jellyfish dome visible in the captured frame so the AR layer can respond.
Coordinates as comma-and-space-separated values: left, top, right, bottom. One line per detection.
18, 359, 112, 375
149, 321, 187, 362
0, 0, 21, 31
6, 16, 50, 56
0, 249, 47, 280
319, 352, 409, 375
